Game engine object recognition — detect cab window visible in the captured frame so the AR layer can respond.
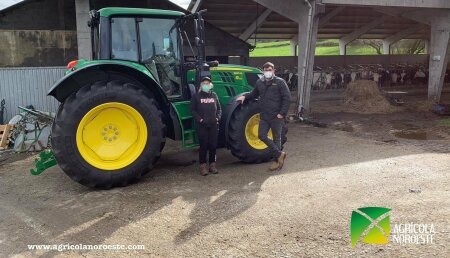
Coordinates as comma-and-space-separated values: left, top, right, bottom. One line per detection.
111, 18, 138, 62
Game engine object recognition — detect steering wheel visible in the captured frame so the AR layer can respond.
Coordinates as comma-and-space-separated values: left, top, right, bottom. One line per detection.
143, 54, 175, 64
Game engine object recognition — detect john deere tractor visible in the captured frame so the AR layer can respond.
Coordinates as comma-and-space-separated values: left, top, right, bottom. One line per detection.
43, 8, 287, 188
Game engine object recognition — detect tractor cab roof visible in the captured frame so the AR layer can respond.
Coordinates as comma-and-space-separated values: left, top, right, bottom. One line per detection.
99, 7, 185, 18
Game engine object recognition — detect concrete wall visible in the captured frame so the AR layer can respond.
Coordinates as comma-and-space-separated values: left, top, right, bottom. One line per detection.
247, 55, 430, 69
0, 30, 77, 67
0, 0, 77, 67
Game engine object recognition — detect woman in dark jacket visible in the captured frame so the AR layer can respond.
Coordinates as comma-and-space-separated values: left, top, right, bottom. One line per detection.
190, 77, 222, 176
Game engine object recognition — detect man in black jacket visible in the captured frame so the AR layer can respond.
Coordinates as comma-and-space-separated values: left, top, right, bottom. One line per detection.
236, 62, 291, 171
190, 77, 222, 176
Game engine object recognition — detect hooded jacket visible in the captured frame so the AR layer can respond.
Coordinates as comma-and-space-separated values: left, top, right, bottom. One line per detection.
190, 90, 222, 126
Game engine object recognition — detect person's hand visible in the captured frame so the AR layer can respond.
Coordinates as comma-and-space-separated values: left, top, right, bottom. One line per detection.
277, 114, 284, 119
236, 96, 245, 103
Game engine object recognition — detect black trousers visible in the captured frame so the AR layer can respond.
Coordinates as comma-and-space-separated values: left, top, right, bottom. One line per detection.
258, 118, 284, 159
197, 123, 218, 164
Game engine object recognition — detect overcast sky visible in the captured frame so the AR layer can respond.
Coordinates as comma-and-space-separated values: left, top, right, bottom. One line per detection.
0, 0, 191, 11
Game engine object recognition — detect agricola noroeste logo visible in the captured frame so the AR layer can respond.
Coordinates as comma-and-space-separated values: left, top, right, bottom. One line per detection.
350, 207, 391, 248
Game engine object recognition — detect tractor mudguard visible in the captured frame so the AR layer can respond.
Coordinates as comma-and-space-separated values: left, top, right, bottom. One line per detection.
222, 93, 249, 148
48, 62, 169, 105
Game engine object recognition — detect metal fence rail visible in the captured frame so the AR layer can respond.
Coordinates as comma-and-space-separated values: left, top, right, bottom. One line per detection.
0, 67, 65, 123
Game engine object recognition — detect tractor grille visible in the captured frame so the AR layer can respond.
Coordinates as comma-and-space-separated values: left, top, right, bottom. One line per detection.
217, 72, 236, 83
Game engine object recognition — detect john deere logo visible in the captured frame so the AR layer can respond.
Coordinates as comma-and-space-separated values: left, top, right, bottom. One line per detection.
350, 207, 391, 248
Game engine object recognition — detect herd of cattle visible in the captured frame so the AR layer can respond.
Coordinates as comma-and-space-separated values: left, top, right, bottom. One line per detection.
274, 64, 450, 91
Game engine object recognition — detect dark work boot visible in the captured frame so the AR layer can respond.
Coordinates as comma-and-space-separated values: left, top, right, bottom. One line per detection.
209, 162, 219, 174
200, 163, 209, 176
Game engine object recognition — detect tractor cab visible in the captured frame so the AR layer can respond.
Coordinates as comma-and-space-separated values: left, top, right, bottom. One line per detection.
89, 8, 186, 99
87, 8, 218, 101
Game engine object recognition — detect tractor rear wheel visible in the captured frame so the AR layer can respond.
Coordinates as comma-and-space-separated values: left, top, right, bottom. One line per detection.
228, 101, 287, 163
52, 80, 165, 188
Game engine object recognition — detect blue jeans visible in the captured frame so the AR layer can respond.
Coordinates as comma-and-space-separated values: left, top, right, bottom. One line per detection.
258, 118, 283, 159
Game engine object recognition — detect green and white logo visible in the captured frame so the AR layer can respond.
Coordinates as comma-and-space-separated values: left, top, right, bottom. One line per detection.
350, 207, 391, 248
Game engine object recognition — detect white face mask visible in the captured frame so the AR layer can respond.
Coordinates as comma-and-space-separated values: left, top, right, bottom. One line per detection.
263, 71, 274, 79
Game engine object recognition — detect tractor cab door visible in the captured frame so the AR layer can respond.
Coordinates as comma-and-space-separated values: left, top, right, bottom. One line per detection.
138, 18, 198, 147
138, 18, 183, 99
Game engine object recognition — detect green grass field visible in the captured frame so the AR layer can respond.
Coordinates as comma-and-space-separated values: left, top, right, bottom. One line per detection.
250, 40, 378, 57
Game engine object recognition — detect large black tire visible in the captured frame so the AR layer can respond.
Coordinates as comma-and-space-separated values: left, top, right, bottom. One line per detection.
52, 80, 166, 188
228, 100, 288, 163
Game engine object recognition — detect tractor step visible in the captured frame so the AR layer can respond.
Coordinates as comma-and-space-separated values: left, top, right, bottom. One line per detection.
171, 101, 199, 149
182, 129, 198, 148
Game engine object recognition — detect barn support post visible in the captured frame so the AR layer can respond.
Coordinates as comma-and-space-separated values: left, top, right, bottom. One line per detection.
75, 0, 92, 60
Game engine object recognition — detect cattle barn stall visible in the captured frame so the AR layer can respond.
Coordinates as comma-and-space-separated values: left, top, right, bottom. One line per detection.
188, 0, 450, 113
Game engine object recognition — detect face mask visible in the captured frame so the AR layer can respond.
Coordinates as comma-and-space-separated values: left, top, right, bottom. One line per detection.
264, 71, 273, 79
201, 84, 210, 92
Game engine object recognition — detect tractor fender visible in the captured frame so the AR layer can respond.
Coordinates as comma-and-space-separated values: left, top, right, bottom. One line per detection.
48, 63, 181, 140
48, 63, 169, 105
222, 93, 249, 148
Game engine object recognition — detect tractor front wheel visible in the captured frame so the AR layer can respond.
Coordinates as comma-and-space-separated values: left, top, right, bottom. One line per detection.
52, 80, 165, 188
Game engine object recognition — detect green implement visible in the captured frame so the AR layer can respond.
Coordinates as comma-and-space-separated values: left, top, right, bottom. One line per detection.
31, 149, 57, 175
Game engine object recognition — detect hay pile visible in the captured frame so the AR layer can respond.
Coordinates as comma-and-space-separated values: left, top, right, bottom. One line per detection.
344, 80, 394, 113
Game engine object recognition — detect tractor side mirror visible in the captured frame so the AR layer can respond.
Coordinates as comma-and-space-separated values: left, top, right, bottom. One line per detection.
195, 37, 200, 46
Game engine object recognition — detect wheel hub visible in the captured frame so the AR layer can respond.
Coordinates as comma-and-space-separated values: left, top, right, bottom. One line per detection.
101, 124, 120, 143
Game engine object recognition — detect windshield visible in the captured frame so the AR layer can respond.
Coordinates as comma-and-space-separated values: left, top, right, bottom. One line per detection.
139, 18, 182, 97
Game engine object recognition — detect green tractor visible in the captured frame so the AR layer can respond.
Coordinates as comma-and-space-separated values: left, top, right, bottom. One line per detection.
44, 7, 287, 188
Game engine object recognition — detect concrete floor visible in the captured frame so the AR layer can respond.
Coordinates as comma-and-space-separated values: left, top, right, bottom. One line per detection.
0, 120, 449, 257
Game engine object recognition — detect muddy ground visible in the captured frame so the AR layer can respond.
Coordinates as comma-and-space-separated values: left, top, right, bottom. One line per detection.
0, 90, 449, 257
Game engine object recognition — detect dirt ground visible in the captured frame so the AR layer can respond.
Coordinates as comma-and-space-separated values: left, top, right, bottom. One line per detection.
1, 107, 449, 257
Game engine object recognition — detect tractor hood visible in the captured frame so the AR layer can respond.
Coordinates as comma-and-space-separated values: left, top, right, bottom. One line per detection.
186, 64, 262, 83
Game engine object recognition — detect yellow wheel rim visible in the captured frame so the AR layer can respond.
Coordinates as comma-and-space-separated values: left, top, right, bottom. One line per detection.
76, 102, 148, 170
245, 113, 273, 150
